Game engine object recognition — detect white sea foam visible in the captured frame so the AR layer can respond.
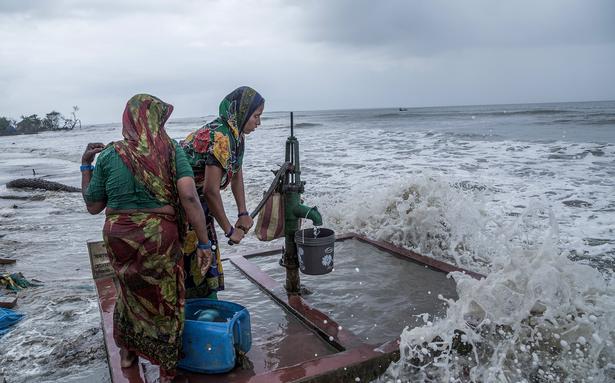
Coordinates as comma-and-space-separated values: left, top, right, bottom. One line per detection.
378, 228, 615, 382
316, 158, 615, 381
323, 174, 497, 271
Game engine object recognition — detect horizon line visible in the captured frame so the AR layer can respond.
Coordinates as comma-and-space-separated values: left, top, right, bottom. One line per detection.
53, 98, 615, 126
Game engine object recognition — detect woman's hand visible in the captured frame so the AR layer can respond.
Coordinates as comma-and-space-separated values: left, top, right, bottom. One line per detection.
195, 248, 213, 275
235, 215, 253, 234
82, 142, 105, 164
228, 227, 245, 244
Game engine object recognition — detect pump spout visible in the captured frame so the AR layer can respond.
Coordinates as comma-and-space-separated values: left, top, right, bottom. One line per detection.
293, 204, 322, 226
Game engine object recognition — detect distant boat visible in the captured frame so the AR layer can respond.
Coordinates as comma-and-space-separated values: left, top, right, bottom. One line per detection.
399, 107, 408, 112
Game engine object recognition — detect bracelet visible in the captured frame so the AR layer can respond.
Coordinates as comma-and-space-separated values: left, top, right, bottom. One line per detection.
237, 211, 249, 217
197, 240, 212, 250
224, 227, 235, 238
80, 164, 95, 172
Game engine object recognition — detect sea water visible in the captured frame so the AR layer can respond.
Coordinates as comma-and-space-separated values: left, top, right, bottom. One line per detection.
0, 101, 614, 382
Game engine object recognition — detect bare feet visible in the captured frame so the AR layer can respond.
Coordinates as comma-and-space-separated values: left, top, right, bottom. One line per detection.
119, 347, 136, 368
159, 368, 175, 382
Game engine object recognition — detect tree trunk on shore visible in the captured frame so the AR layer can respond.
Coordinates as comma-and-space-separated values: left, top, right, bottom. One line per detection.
6, 178, 81, 192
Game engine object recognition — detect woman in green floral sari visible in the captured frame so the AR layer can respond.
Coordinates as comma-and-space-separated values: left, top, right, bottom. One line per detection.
181, 86, 265, 298
81, 94, 212, 380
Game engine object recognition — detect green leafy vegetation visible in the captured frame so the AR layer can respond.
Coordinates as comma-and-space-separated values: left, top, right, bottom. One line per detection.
0, 106, 81, 136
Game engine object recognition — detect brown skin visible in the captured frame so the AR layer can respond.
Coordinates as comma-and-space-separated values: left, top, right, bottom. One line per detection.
242, 103, 264, 135
202, 165, 246, 244
231, 168, 253, 231
202, 104, 263, 244
81, 142, 105, 214
81, 142, 213, 370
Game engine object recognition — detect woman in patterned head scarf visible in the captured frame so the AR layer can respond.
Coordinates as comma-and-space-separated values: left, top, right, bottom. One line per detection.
81, 94, 212, 381
181, 86, 265, 298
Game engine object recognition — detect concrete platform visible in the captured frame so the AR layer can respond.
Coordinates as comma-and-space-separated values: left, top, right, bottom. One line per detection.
88, 233, 481, 382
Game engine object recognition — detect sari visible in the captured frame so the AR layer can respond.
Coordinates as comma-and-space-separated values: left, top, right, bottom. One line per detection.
181, 87, 264, 297
104, 212, 184, 374
104, 94, 186, 376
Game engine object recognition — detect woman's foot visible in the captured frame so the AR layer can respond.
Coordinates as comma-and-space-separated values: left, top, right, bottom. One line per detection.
119, 347, 136, 368
159, 368, 175, 382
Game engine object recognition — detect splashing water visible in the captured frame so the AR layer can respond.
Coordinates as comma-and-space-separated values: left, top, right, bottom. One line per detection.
324, 173, 499, 272
313, 226, 320, 237
378, 237, 615, 382
320, 175, 615, 382
362, 202, 615, 382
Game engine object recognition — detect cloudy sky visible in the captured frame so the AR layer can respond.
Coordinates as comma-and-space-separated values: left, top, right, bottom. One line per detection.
1, 0, 614, 123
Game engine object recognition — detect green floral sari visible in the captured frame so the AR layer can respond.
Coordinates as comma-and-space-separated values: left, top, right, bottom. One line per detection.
180, 87, 264, 298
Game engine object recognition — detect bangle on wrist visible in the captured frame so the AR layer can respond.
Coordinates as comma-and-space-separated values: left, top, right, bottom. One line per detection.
225, 226, 235, 238
238, 211, 249, 217
197, 240, 212, 250
80, 164, 95, 172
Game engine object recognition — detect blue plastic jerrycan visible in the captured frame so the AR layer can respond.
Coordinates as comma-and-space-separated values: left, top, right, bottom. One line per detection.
179, 298, 251, 374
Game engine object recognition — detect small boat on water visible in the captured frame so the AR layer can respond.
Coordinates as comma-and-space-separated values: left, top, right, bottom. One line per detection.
398, 108, 408, 112
88, 233, 481, 383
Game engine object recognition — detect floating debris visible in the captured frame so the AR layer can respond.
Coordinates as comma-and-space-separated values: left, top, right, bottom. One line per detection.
6, 178, 80, 193
0, 272, 43, 292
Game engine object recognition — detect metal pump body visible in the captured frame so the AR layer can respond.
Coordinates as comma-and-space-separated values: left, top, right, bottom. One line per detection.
281, 112, 322, 294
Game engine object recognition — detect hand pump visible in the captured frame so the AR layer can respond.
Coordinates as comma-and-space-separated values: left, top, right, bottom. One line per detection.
281, 112, 322, 294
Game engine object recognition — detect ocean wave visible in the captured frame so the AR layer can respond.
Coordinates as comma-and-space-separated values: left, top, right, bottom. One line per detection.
295, 122, 322, 127
267, 122, 323, 130
324, 175, 497, 271
368, 109, 575, 121
492, 108, 572, 116
583, 118, 615, 126
324, 175, 615, 382
547, 149, 605, 160
445, 132, 505, 140
381, 234, 615, 382
373, 113, 419, 118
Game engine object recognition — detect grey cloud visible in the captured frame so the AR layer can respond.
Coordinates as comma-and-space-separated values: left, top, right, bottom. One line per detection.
0, 0, 196, 20
295, 0, 615, 55
0, 0, 613, 123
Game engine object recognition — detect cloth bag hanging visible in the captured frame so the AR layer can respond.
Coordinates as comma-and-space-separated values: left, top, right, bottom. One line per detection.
254, 192, 285, 241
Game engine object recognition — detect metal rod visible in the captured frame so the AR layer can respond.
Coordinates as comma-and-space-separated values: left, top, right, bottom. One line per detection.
290, 111, 294, 137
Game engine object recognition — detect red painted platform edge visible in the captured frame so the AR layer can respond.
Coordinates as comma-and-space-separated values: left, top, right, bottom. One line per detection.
347, 232, 485, 279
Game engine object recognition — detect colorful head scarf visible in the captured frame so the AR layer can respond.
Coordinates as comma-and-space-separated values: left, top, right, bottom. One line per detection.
181, 86, 264, 189
219, 86, 265, 134
114, 94, 185, 235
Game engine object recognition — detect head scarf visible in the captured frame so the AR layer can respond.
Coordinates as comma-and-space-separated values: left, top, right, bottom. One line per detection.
219, 86, 265, 134
114, 94, 185, 236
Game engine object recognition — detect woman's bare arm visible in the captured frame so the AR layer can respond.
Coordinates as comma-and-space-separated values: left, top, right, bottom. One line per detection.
81, 142, 106, 214
203, 165, 244, 243
177, 177, 209, 244
231, 169, 253, 231
177, 176, 212, 273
